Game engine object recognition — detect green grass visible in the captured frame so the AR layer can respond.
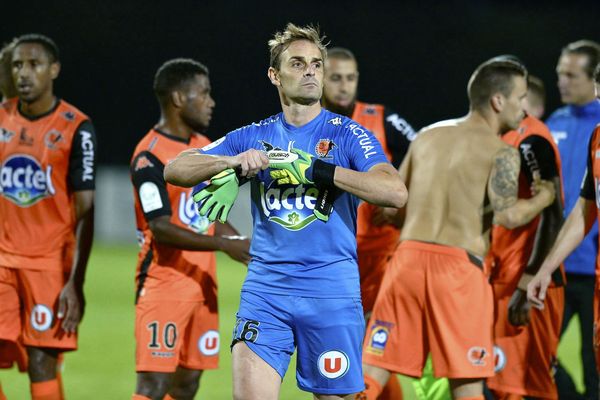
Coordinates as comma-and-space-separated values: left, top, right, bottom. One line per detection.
0, 244, 586, 399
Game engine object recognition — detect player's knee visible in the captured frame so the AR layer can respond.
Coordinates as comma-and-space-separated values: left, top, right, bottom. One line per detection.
26, 347, 59, 381
136, 372, 172, 399
170, 371, 201, 400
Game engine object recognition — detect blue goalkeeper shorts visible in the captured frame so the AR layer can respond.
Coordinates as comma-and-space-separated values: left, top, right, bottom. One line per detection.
231, 290, 366, 395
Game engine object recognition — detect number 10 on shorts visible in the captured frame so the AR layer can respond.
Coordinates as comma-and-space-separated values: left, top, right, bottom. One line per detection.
147, 321, 177, 349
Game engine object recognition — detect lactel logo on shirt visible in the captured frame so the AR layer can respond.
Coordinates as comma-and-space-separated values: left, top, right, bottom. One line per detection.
179, 191, 211, 233
0, 154, 55, 206
259, 181, 320, 231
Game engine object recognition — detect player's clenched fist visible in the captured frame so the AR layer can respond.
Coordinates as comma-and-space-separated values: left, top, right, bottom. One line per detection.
233, 149, 269, 178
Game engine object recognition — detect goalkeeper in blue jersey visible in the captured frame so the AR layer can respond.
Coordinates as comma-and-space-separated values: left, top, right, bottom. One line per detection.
164, 23, 407, 400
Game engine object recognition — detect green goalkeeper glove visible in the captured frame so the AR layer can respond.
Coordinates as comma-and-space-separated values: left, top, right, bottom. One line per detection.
268, 145, 336, 187
193, 169, 239, 223
268, 144, 337, 222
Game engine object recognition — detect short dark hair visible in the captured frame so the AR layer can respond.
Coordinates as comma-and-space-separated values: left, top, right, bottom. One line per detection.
527, 75, 546, 105
14, 34, 59, 63
153, 58, 209, 106
327, 47, 356, 62
468, 58, 528, 111
562, 40, 600, 78
594, 63, 600, 85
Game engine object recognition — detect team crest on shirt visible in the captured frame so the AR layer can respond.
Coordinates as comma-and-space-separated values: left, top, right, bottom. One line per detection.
467, 346, 489, 366
315, 139, 336, 158
318, 350, 349, 379
493, 345, 506, 372
365, 320, 393, 355
0, 127, 15, 143
0, 154, 55, 207
44, 129, 65, 150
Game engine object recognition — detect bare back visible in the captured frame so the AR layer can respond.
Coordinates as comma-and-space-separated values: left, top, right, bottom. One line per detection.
400, 117, 510, 257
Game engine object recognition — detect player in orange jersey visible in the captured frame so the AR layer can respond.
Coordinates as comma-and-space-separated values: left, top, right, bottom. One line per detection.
322, 46, 415, 400
486, 67, 566, 399
528, 63, 600, 400
360, 57, 557, 400
0, 34, 96, 400
130, 59, 250, 400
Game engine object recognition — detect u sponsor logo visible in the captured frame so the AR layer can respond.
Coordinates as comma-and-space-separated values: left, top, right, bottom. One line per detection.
493, 345, 506, 372
318, 350, 349, 379
198, 330, 219, 356
31, 304, 53, 331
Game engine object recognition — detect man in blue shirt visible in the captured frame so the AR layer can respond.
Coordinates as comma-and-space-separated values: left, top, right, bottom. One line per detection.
164, 23, 407, 400
546, 39, 600, 400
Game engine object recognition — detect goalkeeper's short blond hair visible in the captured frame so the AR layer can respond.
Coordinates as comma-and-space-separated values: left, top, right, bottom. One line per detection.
268, 23, 327, 70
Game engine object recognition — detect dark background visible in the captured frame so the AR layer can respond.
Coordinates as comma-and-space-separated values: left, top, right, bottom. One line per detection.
3, 0, 600, 165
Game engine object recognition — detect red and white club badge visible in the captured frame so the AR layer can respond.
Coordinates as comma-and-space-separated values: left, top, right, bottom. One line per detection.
318, 350, 349, 379
198, 330, 220, 356
31, 304, 53, 331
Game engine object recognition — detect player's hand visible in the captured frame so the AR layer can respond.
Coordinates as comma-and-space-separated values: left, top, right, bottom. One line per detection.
527, 271, 552, 310
269, 147, 316, 185
232, 149, 269, 178
193, 169, 239, 223
220, 235, 251, 265
531, 179, 555, 206
508, 288, 531, 326
57, 280, 85, 333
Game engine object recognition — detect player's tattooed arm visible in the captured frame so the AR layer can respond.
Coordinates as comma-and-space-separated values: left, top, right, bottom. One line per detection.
489, 146, 555, 229
489, 146, 519, 212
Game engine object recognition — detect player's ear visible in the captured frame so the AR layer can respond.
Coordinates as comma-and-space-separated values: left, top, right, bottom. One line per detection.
490, 93, 504, 113
49, 62, 60, 80
268, 67, 280, 87
171, 90, 185, 108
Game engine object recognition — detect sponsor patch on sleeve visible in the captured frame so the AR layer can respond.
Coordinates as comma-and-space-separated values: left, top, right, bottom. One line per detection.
139, 182, 163, 213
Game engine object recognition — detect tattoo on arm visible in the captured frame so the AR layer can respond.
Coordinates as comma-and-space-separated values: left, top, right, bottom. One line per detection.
489, 146, 519, 211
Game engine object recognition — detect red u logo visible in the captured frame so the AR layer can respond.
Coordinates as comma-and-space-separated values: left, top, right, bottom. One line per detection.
35, 311, 46, 325
205, 337, 217, 350
324, 357, 341, 373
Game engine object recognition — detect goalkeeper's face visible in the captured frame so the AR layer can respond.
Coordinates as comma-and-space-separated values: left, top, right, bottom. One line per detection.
271, 40, 324, 106
180, 73, 215, 133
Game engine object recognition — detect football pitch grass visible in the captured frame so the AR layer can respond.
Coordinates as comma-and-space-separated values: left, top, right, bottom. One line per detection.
0, 243, 585, 399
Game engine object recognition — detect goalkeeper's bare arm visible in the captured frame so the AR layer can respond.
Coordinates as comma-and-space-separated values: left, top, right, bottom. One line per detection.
164, 148, 269, 187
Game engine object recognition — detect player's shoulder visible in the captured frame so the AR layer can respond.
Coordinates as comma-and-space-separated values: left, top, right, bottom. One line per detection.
416, 118, 462, 138
232, 113, 282, 135
354, 101, 385, 116
0, 97, 18, 115
131, 129, 163, 163
546, 106, 571, 124
56, 99, 90, 123
519, 115, 553, 141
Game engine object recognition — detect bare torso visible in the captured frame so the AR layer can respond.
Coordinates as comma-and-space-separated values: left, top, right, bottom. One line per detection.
400, 117, 509, 257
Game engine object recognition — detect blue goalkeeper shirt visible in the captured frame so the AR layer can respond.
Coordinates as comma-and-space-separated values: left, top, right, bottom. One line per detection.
199, 108, 389, 298
546, 100, 600, 276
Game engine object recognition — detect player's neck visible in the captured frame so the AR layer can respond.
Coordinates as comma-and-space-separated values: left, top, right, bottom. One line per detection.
466, 110, 502, 136
155, 116, 192, 140
281, 101, 322, 127
19, 92, 57, 117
